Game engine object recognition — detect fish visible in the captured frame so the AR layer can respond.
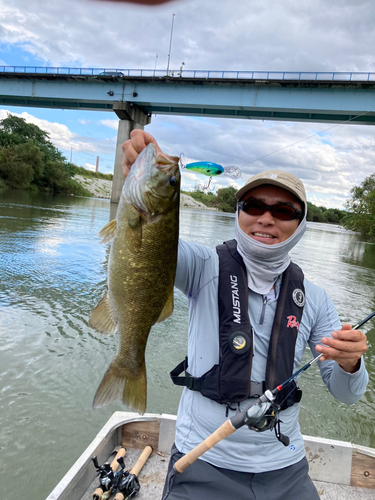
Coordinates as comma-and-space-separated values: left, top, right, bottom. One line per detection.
89, 143, 180, 414
185, 161, 224, 176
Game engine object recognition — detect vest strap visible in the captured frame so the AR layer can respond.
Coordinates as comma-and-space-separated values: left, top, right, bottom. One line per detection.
170, 358, 265, 397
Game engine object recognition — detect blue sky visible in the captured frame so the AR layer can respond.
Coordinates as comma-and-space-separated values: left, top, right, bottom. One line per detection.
1, 0, 375, 207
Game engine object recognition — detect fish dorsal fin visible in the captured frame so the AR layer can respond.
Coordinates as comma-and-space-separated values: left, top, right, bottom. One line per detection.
89, 291, 117, 334
98, 219, 117, 244
156, 290, 174, 323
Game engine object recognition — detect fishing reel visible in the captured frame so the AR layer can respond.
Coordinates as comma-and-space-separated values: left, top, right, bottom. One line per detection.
117, 472, 140, 498
92, 454, 126, 491
243, 393, 290, 447
92, 456, 114, 490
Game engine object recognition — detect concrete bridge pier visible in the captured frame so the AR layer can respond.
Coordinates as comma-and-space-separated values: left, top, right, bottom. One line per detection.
111, 103, 151, 204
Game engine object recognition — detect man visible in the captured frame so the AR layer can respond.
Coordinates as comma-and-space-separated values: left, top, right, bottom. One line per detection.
122, 130, 368, 500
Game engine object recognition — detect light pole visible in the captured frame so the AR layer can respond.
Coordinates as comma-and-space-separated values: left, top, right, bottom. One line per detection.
166, 14, 175, 76
178, 62, 185, 77
154, 53, 158, 72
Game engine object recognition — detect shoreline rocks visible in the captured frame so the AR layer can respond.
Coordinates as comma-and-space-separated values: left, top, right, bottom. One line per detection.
73, 175, 217, 210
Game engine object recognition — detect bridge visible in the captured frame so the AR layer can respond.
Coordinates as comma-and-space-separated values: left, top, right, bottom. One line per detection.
1, 66, 375, 201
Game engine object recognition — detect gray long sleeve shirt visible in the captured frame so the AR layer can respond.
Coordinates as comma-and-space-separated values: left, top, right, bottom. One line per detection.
173, 240, 369, 472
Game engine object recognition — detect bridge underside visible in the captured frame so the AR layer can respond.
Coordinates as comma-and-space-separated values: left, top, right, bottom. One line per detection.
1, 74, 375, 125
1, 95, 375, 125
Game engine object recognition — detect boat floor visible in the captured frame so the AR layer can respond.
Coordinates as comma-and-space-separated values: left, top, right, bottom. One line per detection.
81, 448, 375, 500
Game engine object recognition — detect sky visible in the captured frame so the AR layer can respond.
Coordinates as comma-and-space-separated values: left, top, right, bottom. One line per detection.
1, 0, 375, 208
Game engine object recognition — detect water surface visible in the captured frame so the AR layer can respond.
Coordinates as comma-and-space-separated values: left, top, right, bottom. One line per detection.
0, 191, 374, 499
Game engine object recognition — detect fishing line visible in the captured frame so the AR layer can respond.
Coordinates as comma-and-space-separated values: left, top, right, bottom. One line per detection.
179, 110, 371, 187
238, 110, 371, 169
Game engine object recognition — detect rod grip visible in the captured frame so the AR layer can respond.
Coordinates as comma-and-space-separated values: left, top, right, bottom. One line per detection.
174, 419, 236, 473
110, 447, 126, 471
113, 494, 124, 500
92, 487, 103, 500
129, 445, 153, 476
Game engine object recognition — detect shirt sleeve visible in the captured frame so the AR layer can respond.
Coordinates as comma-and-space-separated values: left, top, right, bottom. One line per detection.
174, 239, 216, 297
307, 287, 369, 404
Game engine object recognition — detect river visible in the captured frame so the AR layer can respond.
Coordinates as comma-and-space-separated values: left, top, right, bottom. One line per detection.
0, 190, 374, 500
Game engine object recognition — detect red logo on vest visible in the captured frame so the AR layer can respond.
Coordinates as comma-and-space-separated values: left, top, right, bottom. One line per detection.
287, 315, 300, 331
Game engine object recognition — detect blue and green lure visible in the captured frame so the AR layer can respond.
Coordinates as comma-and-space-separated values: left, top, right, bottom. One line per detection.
181, 158, 241, 190
185, 161, 225, 177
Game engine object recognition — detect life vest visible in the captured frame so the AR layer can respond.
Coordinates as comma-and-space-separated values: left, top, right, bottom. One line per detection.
170, 239, 305, 410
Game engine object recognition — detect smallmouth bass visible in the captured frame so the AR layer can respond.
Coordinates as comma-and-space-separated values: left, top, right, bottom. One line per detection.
89, 144, 180, 414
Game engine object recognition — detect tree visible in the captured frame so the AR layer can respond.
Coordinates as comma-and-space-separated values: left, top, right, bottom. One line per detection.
0, 114, 66, 163
215, 186, 237, 212
0, 114, 91, 196
0, 143, 44, 189
343, 174, 375, 241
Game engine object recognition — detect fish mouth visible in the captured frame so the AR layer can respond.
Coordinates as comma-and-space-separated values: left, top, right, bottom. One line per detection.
155, 153, 180, 171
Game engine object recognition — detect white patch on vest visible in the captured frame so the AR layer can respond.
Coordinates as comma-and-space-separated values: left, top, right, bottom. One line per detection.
230, 275, 241, 324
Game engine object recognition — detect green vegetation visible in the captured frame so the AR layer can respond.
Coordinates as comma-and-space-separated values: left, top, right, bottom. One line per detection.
73, 165, 113, 181
0, 114, 111, 196
184, 186, 347, 224
184, 186, 238, 212
306, 202, 346, 224
342, 173, 375, 241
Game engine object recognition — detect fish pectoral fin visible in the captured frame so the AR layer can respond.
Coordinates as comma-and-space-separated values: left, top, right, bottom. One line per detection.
98, 219, 117, 244
156, 290, 174, 322
128, 205, 142, 228
93, 359, 147, 415
127, 205, 143, 247
89, 291, 117, 334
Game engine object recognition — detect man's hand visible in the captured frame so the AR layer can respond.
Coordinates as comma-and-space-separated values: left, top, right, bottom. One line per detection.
316, 324, 367, 373
121, 130, 162, 179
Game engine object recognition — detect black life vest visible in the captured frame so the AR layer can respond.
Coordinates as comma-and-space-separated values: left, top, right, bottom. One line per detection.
171, 239, 305, 410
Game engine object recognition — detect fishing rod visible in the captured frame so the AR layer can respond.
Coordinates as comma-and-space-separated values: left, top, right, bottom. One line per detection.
271, 310, 375, 397
173, 311, 375, 474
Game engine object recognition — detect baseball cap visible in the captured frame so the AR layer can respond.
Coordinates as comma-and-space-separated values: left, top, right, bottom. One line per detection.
235, 169, 307, 212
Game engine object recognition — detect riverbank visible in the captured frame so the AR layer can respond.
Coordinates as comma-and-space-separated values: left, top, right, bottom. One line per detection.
73, 175, 217, 210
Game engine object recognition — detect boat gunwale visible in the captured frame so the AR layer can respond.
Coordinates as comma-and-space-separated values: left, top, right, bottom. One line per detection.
46, 412, 375, 499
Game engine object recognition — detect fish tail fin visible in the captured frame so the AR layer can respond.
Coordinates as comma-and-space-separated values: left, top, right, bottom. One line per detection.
92, 359, 147, 415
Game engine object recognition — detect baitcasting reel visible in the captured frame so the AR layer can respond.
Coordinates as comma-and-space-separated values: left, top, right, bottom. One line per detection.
243, 390, 290, 446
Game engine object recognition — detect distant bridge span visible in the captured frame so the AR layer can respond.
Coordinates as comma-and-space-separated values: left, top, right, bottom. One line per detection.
1, 67, 375, 125
1, 66, 375, 201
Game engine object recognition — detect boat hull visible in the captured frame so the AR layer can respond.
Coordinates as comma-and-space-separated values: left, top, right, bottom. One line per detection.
47, 412, 375, 500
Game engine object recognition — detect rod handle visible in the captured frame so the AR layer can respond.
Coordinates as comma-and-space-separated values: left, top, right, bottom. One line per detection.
113, 494, 124, 500
92, 487, 103, 500
130, 445, 153, 476
174, 419, 236, 473
110, 447, 126, 471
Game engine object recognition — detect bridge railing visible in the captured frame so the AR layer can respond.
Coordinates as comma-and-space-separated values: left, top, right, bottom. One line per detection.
1, 66, 375, 81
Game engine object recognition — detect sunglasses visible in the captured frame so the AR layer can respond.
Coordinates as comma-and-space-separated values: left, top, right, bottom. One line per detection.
238, 198, 303, 221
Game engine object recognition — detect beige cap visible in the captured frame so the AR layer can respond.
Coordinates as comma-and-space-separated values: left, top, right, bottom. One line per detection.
236, 169, 307, 210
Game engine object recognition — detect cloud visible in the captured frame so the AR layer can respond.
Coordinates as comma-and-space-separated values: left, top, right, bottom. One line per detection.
84, 162, 96, 171
2, 0, 375, 207
1, 0, 375, 71
100, 119, 119, 130
0, 108, 116, 165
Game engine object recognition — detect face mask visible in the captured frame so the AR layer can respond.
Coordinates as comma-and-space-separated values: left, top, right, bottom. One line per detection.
234, 211, 306, 294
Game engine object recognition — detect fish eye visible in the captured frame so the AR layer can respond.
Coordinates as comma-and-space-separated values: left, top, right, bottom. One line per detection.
169, 176, 177, 186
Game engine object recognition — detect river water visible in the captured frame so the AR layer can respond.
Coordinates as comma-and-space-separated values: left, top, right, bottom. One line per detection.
0, 190, 374, 500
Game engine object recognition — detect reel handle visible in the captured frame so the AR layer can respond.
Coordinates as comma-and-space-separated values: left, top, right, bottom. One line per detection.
110, 448, 126, 471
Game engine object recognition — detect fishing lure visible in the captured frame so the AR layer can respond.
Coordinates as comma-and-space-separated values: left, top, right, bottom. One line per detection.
181, 157, 241, 191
